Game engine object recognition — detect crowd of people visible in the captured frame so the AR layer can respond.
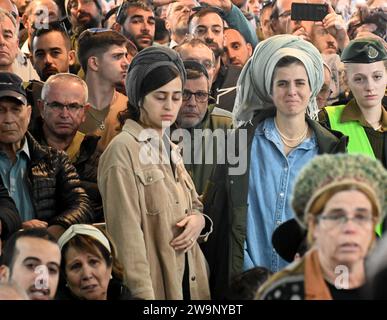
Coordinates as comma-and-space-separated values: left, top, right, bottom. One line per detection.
0, 0, 385, 300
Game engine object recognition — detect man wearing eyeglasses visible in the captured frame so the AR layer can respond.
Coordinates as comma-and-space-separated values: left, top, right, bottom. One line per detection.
25, 22, 75, 135
175, 38, 217, 84
188, 7, 244, 112
172, 61, 232, 194
30, 73, 103, 222
0, 72, 94, 240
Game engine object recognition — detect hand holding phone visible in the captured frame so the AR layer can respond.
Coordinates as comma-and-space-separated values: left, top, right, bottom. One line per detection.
316, 3, 349, 50
291, 3, 329, 21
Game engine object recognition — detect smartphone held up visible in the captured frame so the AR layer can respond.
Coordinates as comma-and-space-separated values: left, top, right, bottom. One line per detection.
291, 3, 329, 21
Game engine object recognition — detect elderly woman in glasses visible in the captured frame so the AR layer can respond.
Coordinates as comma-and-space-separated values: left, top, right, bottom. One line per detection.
257, 154, 387, 300
98, 46, 211, 300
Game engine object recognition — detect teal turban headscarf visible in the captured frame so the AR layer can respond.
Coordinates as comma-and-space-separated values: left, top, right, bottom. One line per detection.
233, 35, 324, 127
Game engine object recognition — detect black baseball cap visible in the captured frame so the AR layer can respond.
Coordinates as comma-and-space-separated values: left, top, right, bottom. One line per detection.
0, 72, 27, 105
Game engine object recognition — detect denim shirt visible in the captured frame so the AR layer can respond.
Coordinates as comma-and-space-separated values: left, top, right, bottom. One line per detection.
243, 117, 318, 272
0, 139, 35, 222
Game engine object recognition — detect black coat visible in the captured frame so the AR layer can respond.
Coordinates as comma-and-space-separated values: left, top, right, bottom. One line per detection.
72, 135, 103, 222
31, 121, 103, 222
211, 64, 241, 112
25, 132, 94, 227
0, 175, 21, 240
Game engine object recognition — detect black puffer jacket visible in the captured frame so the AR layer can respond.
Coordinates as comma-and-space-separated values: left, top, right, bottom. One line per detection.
30, 119, 103, 222
26, 132, 94, 227
0, 175, 21, 240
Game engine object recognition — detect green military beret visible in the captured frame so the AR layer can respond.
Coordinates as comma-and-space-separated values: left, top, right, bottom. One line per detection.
341, 38, 387, 64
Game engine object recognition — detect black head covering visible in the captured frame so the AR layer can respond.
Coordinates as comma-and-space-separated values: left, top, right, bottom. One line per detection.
272, 219, 307, 263
125, 46, 187, 109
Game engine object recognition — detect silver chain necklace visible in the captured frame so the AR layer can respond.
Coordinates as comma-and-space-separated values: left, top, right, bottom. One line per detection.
87, 109, 106, 130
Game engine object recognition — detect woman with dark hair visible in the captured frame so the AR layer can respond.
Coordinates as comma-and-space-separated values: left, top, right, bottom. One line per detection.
56, 224, 130, 300
98, 46, 211, 300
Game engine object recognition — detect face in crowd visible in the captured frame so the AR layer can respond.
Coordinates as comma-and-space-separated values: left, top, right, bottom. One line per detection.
189, 12, 224, 59
121, 6, 155, 51
344, 60, 386, 110
68, 0, 102, 33
309, 189, 376, 274
0, 97, 31, 149
310, 23, 337, 55
259, 3, 274, 40
0, 12, 19, 71
177, 43, 216, 84
22, 0, 59, 41
316, 65, 332, 109
63, 239, 113, 300
32, 30, 75, 81
165, 0, 197, 39
140, 76, 183, 133
223, 28, 252, 67
271, 61, 312, 118
272, 0, 313, 39
176, 73, 210, 128
0, 236, 61, 300
87, 43, 129, 88
247, 0, 260, 17
39, 77, 88, 140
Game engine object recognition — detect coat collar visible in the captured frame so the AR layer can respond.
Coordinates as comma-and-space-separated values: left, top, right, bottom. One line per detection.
26, 131, 49, 163
243, 108, 347, 152
122, 119, 161, 142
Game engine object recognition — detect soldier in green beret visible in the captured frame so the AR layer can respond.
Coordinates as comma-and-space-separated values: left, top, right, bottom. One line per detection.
319, 38, 387, 170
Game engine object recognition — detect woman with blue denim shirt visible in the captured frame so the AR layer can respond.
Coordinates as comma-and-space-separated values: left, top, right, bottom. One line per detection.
201, 35, 347, 299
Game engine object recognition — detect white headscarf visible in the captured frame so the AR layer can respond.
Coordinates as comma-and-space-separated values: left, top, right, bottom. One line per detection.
58, 224, 111, 253
233, 35, 324, 127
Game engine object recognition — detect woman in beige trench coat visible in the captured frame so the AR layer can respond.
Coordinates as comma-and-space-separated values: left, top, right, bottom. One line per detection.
98, 46, 212, 300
